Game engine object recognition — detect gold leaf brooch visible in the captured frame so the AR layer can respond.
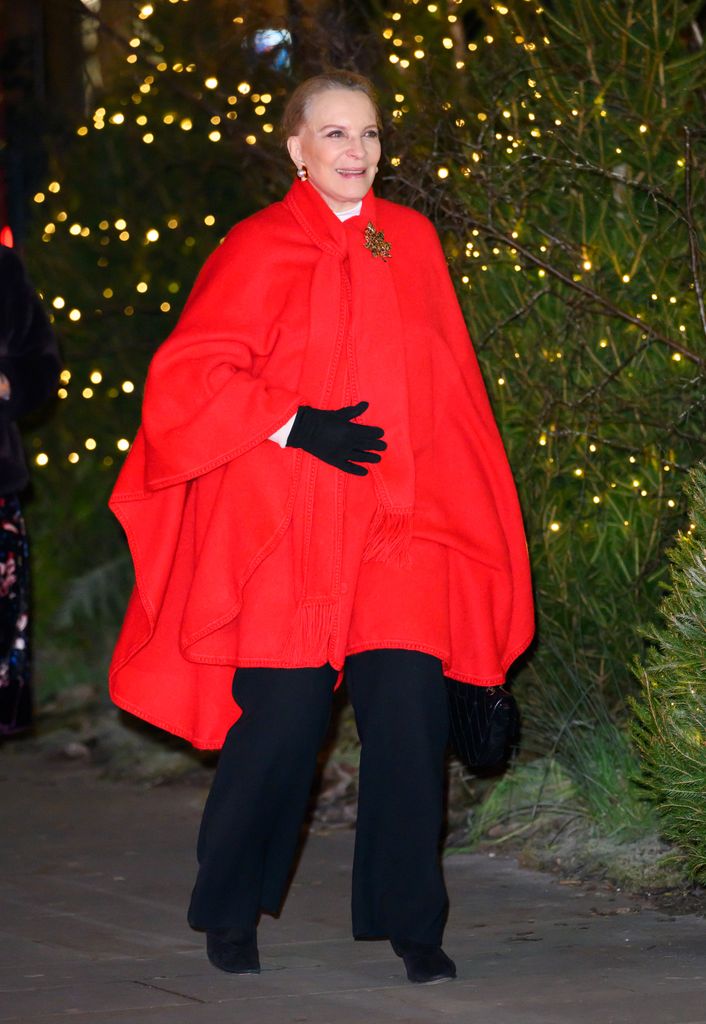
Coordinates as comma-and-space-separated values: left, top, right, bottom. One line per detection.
364, 220, 392, 262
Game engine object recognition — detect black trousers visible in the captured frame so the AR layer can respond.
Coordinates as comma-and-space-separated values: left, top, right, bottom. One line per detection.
187, 648, 450, 947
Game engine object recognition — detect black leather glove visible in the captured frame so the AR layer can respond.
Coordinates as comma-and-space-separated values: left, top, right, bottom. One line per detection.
286, 400, 386, 476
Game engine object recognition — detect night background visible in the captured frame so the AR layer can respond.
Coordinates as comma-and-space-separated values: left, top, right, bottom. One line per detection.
2, 0, 706, 889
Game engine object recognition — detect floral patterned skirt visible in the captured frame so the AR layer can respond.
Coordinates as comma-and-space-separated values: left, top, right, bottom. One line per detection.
0, 494, 31, 736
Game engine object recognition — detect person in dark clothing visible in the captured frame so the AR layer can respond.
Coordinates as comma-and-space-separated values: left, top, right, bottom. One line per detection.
0, 244, 62, 736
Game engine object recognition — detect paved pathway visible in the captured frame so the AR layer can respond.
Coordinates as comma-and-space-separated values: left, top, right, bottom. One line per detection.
2, 745, 706, 1024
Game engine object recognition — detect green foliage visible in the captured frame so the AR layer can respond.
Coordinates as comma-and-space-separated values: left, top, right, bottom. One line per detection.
373, 0, 706, 828
379, 0, 706, 701
455, 756, 684, 891
462, 758, 578, 848
630, 462, 706, 881
520, 651, 655, 838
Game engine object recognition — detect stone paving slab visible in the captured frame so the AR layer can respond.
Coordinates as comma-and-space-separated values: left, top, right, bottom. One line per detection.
1, 747, 706, 1023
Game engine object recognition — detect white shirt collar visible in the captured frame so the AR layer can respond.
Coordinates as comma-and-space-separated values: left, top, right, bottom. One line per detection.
335, 200, 363, 222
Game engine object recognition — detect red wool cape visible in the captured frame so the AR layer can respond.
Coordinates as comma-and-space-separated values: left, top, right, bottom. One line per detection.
108, 176, 535, 749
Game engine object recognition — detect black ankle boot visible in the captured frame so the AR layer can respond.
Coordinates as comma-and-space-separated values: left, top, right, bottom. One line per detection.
206, 927, 260, 974
391, 940, 456, 984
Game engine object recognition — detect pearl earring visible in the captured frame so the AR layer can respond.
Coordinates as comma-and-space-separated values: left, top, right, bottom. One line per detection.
296, 164, 308, 180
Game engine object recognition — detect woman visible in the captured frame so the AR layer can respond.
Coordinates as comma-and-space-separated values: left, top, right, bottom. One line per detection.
109, 70, 535, 984
0, 244, 62, 737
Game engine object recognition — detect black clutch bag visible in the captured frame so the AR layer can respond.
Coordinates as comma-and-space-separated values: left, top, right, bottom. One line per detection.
445, 678, 520, 773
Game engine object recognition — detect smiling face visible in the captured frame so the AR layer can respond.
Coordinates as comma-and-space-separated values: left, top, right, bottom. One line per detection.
286, 88, 382, 213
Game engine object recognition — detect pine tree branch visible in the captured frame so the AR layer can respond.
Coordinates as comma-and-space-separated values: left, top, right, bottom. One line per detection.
524, 146, 687, 223
571, 339, 653, 407
389, 166, 705, 367
540, 425, 700, 466
475, 285, 552, 351
461, 217, 704, 368
683, 125, 706, 343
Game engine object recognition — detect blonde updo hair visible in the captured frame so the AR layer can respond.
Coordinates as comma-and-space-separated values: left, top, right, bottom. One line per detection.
279, 69, 383, 147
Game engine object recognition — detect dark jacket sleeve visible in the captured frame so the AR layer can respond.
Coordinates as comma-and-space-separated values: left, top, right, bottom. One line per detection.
0, 245, 63, 421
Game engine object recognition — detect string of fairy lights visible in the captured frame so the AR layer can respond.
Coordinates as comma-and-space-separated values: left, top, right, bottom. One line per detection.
28, 0, 696, 536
